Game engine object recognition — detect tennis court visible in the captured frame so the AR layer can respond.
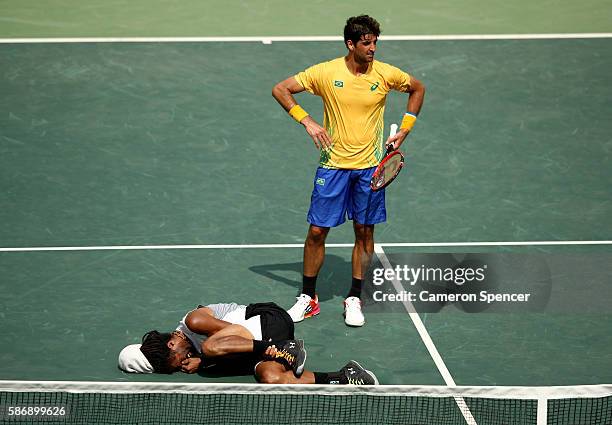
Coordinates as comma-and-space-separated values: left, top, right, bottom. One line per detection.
1, 1, 611, 424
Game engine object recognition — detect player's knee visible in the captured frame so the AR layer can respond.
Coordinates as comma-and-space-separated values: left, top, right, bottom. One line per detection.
256, 365, 285, 384
307, 226, 329, 244
354, 223, 374, 242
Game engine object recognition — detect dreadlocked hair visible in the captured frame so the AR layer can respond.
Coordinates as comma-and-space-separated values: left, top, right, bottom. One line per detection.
139, 330, 175, 374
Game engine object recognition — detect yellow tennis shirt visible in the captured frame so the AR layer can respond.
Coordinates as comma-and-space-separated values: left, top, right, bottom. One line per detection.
295, 57, 412, 169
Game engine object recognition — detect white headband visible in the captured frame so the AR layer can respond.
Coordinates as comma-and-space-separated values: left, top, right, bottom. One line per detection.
118, 344, 154, 373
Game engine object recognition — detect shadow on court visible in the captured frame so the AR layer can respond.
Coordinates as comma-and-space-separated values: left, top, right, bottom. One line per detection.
249, 254, 353, 301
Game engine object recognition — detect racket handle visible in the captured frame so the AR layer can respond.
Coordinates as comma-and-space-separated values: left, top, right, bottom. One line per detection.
390, 123, 398, 137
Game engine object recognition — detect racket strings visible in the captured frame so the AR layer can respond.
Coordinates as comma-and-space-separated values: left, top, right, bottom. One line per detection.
382, 156, 402, 183
371, 151, 403, 191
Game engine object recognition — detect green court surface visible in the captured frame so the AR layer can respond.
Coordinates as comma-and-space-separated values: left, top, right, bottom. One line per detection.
1, 1, 612, 398
1, 0, 610, 37
0, 248, 443, 385
2, 40, 611, 246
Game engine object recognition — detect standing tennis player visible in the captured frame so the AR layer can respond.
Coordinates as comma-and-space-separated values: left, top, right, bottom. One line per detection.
272, 15, 425, 326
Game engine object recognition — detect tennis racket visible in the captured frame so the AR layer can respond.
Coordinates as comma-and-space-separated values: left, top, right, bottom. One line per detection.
370, 123, 404, 191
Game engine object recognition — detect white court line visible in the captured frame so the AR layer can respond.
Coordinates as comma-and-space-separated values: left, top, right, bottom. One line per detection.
377, 240, 612, 247
0, 240, 610, 252
537, 396, 548, 425
374, 244, 477, 425
0, 243, 325, 252
0, 33, 611, 44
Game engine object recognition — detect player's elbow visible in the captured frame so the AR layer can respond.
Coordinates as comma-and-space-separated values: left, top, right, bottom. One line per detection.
185, 314, 198, 331
412, 78, 426, 95
419, 81, 427, 96
271, 82, 285, 100
185, 312, 209, 335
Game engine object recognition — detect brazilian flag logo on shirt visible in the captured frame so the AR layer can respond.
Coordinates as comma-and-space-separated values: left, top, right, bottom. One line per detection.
334, 80, 344, 88
370, 82, 380, 91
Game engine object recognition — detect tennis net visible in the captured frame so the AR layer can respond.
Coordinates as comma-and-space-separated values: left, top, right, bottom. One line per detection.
0, 381, 611, 425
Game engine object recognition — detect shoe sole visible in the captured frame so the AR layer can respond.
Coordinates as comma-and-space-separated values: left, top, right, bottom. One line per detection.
294, 339, 307, 377
290, 310, 319, 323
290, 300, 320, 323
344, 312, 365, 327
343, 300, 364, 327
348, 360, 379, 385
344, 318, 365, 327
303, 305, 320, 319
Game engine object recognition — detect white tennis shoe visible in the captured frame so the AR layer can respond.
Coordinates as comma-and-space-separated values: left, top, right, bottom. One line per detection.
287, 294, 320, 323
343, 296, 365, 327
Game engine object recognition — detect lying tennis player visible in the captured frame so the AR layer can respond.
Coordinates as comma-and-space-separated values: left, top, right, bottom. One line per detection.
118, 301, 378, 385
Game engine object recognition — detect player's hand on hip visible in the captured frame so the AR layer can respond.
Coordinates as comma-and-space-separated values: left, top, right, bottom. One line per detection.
385, 129, 409, 152
302, 116, 333, 150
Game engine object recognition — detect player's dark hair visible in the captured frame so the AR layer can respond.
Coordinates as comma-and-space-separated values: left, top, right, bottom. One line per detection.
344, 15, 381, 47
140, 330, 175, 374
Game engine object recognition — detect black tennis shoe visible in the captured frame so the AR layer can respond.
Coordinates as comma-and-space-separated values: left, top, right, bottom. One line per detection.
274, 339, 307, 377
341, 360, 379, 385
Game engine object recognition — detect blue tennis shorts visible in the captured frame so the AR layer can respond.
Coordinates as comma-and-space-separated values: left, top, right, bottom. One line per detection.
307, 167, 386, 227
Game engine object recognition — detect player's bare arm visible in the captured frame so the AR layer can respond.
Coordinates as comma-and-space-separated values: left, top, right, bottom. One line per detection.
185, 307, 233, 336
406, 77, 426, 119
201, 324, 256, 357
175, 308, 232, 373
178, 310, 256, 372
184, 308, 254, 356
386, 77, 426, 151
272, 76, 333, 150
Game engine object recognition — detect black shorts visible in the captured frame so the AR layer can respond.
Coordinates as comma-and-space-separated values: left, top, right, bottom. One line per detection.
245, 302, 295, 341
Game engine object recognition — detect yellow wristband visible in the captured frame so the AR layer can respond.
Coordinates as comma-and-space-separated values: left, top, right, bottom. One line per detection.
400, 113, 417, 131
288, 105, 309, 123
